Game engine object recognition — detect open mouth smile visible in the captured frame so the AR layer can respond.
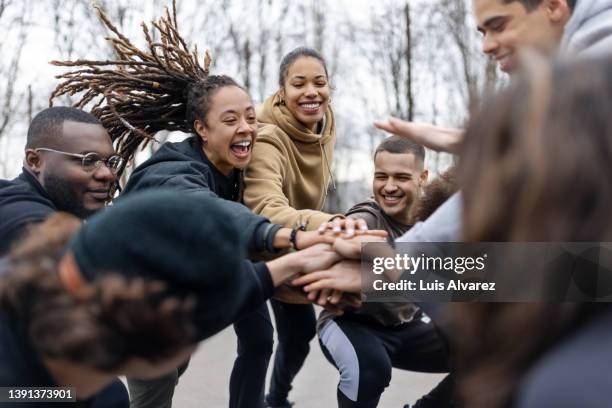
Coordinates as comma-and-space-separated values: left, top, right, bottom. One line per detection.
230, 140, 252, 159
299, 101, 322, 114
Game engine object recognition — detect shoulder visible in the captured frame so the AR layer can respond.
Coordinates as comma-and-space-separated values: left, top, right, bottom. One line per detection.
256, 124, 291, 147
0, 176, 54, 230
515, 309, 612, 408
124, 145, 213, 193
346, 199, 383, 230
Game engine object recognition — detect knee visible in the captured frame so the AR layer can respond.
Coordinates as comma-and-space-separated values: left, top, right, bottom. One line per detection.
354, 359, 392, 403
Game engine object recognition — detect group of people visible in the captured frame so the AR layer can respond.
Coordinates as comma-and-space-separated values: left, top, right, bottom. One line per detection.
1, 0, 612, 407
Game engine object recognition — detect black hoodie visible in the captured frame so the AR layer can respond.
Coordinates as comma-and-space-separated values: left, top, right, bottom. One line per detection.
0, 170, 56, 256
122, 136, 280, 254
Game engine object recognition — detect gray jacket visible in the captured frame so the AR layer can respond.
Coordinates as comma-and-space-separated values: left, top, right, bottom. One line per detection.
561, 0, 612, 57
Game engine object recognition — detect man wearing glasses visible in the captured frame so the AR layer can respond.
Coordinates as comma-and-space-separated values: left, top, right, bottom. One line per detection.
0, 106, 121, 256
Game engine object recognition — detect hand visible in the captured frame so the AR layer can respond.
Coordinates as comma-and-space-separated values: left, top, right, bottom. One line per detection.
333, 234, 388, 260
298, 243, 343, 274
374, 117, 464, 154
295, 230, 336, 249
291, 260, 362, 294
273, 284, 312, 304
317, 217, 368, 237
306, 290, 363, 308
274, 284, 345, 314
266, 244, 340, 286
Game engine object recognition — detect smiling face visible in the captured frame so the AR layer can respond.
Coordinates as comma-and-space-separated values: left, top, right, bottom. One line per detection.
194, 86, 257, 176
474, 0, 570, 73
26, 121, 116, 218
280, 56, 330, 132
373, 151, 428, 225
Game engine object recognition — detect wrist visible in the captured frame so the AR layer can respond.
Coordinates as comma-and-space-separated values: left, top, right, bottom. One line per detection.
266, 252, 303, 286
273, 228, 292, 249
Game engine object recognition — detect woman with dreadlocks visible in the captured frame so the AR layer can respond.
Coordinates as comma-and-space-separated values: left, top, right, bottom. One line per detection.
49, 5, 363, 408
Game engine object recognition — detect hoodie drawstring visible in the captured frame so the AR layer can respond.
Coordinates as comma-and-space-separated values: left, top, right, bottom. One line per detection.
320, 141, 336, 195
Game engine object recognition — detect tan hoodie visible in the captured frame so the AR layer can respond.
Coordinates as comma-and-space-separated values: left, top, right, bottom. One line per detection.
244, 91, 339, 230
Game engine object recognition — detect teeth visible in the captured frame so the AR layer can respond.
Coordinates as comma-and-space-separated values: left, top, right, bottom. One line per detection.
301, 103, 320, 109
234, 141, 251, 147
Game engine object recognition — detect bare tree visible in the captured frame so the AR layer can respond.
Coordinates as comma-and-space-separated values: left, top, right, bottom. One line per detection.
0, 0, 30, 145
366, 0, 415, 121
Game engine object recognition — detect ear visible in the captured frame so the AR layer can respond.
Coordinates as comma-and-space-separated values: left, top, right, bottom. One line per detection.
546, 0, 570, 24
193, 119, 208, 143
278, 88, 285, 101
419, 169, 429, 187
24, 149, 43, 174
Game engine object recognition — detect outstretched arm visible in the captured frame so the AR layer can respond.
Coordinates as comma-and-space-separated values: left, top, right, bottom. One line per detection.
374, 117, 464, 154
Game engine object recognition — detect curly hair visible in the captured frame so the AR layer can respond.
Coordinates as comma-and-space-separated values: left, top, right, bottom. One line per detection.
1, 213, 196, 371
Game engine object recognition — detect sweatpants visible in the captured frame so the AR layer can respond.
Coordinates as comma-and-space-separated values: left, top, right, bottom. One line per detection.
127, 303, 273, 408
267, 300, 317, 403
319, 312, 452, 408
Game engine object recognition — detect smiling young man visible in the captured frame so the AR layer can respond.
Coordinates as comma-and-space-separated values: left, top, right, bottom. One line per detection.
315, 138, 456, 408
475, 0, 573, 73
346, 136, 428, 238
0, 107, 120, 256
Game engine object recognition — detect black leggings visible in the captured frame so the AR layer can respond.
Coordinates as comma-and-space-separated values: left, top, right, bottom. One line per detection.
267, 300, 317, 403
230, 303, 274, 408
319, 313, 452, 408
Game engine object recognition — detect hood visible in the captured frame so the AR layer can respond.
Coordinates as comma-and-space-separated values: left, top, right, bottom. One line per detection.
132, 137, 203, 173
257, 90, 335, 145
561, 0, 612, 57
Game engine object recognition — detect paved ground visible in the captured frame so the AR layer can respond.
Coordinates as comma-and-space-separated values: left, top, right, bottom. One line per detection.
171, 306, 445, 408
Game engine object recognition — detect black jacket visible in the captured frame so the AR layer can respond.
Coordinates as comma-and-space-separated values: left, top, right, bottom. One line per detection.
0, 170, 56, 256
122, 136, 279, 254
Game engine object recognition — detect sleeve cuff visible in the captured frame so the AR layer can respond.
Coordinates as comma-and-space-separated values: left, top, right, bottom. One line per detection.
252, 261, 275, 300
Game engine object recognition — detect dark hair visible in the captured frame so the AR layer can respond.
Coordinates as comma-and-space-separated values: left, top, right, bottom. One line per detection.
374, 135, 425, 163
50, 2, 246, 169
409, 167, 457, 223
185, 75, 243, 130
278, 47, 329, 87
26, 107, 101, 149
502, 0, 544, 11
503, 0, 576, 11
453, 56, 612, 408
1, 214, 196, 371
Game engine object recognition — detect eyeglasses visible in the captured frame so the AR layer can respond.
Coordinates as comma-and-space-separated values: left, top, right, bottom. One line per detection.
35, 148, 124, 175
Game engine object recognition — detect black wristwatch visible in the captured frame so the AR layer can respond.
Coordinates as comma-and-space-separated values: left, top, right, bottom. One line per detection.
290, 222, 307, 250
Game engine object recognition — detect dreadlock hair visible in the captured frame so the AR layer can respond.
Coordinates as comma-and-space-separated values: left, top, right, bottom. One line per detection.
49, 0, 215, 174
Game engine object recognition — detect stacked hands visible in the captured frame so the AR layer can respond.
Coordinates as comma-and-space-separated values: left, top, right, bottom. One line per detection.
268, 218, 388, 315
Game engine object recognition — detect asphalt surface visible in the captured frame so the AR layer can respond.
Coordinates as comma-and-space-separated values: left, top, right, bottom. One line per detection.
172, 306, 446, 408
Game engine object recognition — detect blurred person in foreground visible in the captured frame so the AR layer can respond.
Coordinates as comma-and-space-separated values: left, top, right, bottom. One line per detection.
0, 190, 358, 407
297, 54, 612, 408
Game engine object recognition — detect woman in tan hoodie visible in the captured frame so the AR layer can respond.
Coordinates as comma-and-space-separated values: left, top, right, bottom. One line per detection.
244, 47, 341, 408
